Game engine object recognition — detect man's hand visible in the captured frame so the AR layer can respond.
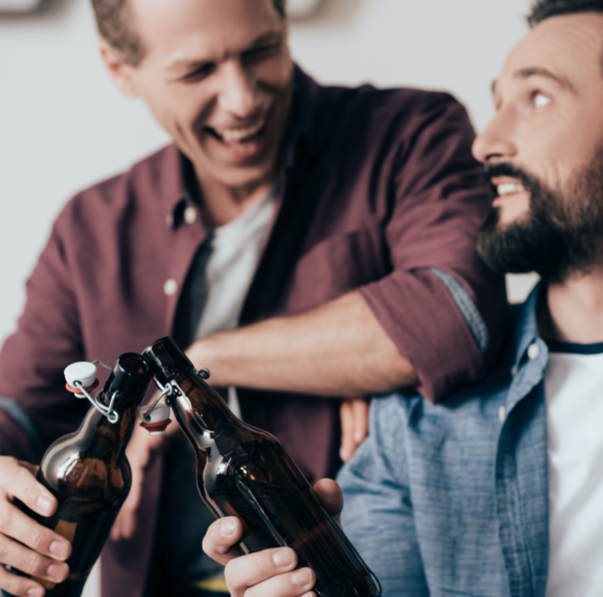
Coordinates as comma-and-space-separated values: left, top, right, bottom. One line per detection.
0, 457, 72, 597
202, 479, 343, 597
339, 398, 369, 462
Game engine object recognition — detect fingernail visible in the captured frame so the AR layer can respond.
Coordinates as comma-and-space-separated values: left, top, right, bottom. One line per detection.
49, 540, 70, 559
47, 563, 67, 581
291, 568, 312, 587
27, 587, 44, 597
272, 548, 294, 568
220, 519, 236, 537
36, 495, 53, 515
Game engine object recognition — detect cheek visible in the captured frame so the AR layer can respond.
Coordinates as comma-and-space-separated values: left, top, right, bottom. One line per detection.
151, 88, 214, 137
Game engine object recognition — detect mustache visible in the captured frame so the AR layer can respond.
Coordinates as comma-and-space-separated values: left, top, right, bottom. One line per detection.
482, 163, 539, 196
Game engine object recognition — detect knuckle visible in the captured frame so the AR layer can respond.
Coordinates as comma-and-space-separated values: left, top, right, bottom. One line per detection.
224, 560, 244, 591
1, 459, 21, 488
0, 504, 10, 530
28, 529, 47, 553
0, 536, 9, 560
27, 552, 48, 577
254, 550, 277, 576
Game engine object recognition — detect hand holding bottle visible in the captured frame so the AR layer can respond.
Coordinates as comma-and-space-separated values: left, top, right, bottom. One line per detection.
202, 479, 343, 597
0, 457, 71, 597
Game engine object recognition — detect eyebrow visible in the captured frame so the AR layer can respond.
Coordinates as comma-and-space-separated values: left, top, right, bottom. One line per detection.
514, 67, 577, 93
167, 30, 283, 73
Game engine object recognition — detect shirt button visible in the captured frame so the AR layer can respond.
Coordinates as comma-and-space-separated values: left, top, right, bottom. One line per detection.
163, 279, 178, 297
184, 206, 197, 224
527, 343, 540, 360
510, 365, 518, 377
498, 406, 507, 422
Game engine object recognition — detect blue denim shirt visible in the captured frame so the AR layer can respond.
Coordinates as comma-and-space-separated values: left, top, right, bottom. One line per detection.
339, 285, 550, 597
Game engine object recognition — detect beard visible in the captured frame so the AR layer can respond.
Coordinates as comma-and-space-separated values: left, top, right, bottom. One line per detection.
477, 143, 603, 283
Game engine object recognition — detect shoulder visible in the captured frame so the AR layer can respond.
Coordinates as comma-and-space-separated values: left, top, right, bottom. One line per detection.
53, 144, 180, 233
313, 78, 473, 134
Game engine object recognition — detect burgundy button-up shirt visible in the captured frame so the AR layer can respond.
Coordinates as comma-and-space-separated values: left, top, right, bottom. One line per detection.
0, 68, 506, 597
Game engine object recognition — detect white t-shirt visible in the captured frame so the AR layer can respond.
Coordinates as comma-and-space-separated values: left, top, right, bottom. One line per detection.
194, 188, 277, 417
545, 340, 603, 597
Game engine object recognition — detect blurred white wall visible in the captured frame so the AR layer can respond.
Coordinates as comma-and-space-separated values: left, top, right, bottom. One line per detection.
0, 0, 538, 348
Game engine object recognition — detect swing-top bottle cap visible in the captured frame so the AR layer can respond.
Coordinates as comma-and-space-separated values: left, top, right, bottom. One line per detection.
139, 404, 172, 436
64, 362, 98, 389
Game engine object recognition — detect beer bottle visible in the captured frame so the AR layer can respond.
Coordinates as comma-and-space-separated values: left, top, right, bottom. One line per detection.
4, 352, 153, 597
142, 337, 381, 597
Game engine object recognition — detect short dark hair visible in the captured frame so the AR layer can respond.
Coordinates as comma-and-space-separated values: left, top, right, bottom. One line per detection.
91, 0, 287, 67
528, 0, 603, 27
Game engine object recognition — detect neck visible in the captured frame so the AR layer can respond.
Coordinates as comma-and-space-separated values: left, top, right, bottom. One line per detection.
193, 166, 278, 228
541, 267, 603, 343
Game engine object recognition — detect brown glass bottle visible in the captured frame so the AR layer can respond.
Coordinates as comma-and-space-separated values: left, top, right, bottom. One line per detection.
143, 337, 381, 597
5, 353, 153, 597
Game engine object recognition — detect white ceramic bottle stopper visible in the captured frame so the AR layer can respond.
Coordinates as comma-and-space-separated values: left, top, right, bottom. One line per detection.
64, 361, 98, 392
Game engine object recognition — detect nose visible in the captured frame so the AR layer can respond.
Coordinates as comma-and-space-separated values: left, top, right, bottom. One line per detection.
472, 110, 518, 165
218, 61, 260, 120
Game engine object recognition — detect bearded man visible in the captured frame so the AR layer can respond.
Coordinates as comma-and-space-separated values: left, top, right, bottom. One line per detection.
202, 1, 603, 596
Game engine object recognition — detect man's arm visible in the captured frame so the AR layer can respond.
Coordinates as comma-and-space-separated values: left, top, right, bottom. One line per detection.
188, 292, 418, 398
189, 93, 507, 403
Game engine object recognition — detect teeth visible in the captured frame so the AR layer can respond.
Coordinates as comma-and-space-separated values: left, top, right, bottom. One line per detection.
215, 119, 265, 142
497, 183, 525, 196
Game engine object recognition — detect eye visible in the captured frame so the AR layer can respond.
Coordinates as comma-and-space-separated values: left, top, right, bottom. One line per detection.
533, 92, 551, 108
242, 43, 280, 65
182, 63, 215, 82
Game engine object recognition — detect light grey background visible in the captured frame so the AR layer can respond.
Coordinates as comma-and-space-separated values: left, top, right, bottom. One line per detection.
0, 1, 540, 594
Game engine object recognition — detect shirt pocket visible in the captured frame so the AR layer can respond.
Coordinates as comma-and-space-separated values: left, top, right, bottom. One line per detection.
283, 228, 385, 313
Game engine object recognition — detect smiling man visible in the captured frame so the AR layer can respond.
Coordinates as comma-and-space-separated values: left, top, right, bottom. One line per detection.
202, 1, 603, 596
0, 0, 505, 596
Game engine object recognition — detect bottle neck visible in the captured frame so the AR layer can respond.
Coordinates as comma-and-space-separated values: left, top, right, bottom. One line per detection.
88, 352, 153, 460
169, 373, 239, 452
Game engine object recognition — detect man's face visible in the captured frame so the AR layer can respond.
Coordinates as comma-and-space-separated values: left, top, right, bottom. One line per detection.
472, 13, 603, 281
123, 0, 294, 190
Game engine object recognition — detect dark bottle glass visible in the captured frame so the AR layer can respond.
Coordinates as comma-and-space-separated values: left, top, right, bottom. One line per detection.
5, 353, 153, 597
143, 337, 381, 597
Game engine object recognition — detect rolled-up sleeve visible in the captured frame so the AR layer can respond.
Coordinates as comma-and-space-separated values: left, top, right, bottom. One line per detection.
359, 94, 507, 402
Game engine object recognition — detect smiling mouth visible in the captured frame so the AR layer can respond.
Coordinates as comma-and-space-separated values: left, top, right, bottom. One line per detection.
497, 182, 527, 197
206, 117, 267, 149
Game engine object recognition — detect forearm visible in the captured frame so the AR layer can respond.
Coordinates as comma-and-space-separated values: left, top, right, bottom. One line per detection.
187, 291, 418, 397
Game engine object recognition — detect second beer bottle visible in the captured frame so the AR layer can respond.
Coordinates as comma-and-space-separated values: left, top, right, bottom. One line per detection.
142, 337, 381, 597
4, 352, 153, 597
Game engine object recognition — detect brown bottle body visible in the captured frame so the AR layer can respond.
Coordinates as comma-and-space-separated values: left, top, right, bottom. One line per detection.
144, 338, 381, 597
5, 353, 152, 597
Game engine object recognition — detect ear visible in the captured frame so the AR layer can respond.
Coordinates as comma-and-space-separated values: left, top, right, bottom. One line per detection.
99, 39, 140, 98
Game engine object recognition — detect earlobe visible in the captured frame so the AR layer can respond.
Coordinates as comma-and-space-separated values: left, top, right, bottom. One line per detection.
99, 40, 139, 98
